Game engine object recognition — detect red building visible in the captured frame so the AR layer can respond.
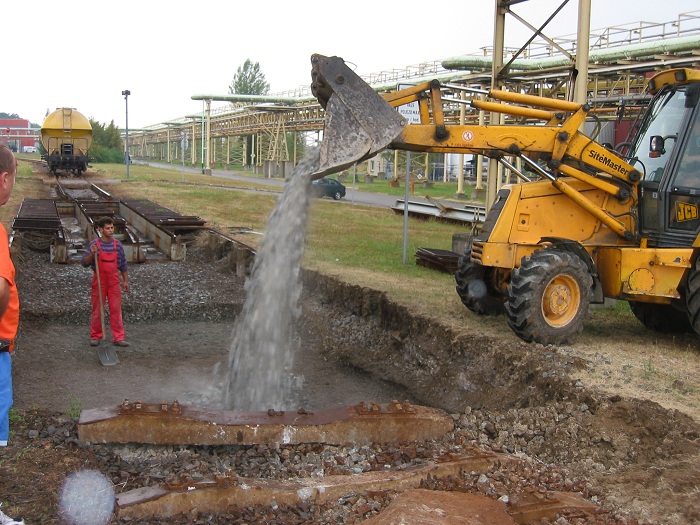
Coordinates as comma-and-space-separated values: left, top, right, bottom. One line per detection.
0, 118, 40, 152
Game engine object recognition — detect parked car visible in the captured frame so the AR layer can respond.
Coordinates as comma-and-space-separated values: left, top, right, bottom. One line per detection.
311, 177, 346, 200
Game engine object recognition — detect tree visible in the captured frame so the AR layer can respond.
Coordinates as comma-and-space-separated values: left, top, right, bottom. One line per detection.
89, 119, 124, 163
229, 59, 270, 95
91, 119, 122, 150
229, 59, 271, 167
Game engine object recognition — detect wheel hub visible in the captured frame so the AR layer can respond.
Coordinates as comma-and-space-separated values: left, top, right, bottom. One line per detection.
542, 276, 580, 327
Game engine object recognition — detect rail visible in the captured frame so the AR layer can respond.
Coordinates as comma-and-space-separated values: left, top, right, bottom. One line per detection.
392, 199, 486, 224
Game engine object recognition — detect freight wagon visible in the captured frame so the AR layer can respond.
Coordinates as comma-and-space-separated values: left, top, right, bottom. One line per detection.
41, 108, 92, 175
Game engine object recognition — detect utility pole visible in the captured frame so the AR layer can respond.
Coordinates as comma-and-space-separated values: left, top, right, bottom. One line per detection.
122, 90, 131, 178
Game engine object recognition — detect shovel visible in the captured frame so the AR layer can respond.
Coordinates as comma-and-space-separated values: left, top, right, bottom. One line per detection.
94, 251, 119, 366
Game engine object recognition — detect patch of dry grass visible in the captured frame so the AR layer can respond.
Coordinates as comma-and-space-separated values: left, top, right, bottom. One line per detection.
1, 164, 46, 227
115, 180, 277, 232
571, 313, 700, 422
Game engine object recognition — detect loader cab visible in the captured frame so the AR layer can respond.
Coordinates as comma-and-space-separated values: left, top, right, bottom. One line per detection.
632, 78, 700, 247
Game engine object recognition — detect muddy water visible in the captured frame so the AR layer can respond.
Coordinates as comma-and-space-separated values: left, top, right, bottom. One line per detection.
222, 148, 320, 410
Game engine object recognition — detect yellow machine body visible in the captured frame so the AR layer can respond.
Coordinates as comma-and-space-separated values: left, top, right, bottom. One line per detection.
310, 55, 700, 343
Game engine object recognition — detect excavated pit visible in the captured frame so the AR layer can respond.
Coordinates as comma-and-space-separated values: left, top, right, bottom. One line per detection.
8, 238, 700, 524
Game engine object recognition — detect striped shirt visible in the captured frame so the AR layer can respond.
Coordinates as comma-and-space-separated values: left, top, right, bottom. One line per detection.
81, 237, 128, 272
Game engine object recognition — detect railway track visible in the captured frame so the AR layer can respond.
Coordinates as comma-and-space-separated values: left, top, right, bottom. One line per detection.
10, 168, 251, 267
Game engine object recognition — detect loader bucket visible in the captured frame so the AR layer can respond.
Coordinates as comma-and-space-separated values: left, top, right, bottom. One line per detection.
310, 54, 406, 179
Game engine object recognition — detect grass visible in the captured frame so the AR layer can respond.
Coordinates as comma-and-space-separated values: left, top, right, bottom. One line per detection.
8, 407, 24, 425
306, 202, 462, 271
642, 358, 658, 380
341, 177, 479, 200
102, 158, 483, 201
65, 395, 82, 419
93, 162, 278, 193
6, 408, 24, 443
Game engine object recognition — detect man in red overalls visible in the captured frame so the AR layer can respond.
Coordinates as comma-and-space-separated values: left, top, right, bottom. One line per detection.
81, 216, 130, 347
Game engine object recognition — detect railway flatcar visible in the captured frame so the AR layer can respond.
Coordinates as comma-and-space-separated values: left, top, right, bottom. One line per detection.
41, 108, 93, 176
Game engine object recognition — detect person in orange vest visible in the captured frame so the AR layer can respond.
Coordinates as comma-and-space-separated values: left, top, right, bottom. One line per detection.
81, 216, 130, 347
0, 143, 19, 446
0, 144, 25, 525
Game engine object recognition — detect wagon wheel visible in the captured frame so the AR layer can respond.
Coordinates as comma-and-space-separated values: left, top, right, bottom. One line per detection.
454, 254, 506, 316
629, 301, 691, 333
506, 249, 593, 344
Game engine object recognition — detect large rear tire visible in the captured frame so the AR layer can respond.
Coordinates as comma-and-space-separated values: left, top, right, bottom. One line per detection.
685, 257, 700, 337
506, 249, 593, 344
454, 255, 505, 316
629, 301, 691, 333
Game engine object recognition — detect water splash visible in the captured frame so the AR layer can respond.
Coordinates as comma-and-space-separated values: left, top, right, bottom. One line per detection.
222, 147, 320, 410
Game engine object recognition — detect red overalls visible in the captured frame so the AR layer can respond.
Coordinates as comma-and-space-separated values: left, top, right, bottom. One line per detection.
90, 239, 125, 343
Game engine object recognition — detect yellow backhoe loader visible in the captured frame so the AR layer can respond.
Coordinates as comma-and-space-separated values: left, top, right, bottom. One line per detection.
310, 53, 700, 345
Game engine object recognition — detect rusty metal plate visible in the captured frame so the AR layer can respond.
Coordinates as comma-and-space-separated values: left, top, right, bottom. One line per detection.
508, 491, 598, 524
78, 400, 454, 446
115, 454, 597, 523
361, 489, 517, 525
116, 453, 501, 519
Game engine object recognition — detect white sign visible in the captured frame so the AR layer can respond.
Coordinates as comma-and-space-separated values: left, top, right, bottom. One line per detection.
397, 83, 421, 124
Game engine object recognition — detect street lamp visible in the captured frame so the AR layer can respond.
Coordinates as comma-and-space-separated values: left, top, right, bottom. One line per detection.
122, 90, 131, 178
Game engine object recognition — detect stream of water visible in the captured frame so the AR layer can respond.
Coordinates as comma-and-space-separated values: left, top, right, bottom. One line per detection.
222, 147, 320, 411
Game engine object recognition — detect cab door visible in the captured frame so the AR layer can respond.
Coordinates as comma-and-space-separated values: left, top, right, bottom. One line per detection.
634, 82, 700, 246
663, 98, 700, 246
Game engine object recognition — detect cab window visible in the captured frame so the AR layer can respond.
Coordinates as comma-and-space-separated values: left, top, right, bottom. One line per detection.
671, 110, 700, 189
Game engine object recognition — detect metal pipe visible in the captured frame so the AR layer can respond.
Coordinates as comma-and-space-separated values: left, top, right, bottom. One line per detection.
498, 157, 531, 182
442, 34, 700, 71
574, 0, 592, 107
442, 84, 490, 95
519, 154, 557, 181
191, 94, 308, 103
122, 90, 131, 178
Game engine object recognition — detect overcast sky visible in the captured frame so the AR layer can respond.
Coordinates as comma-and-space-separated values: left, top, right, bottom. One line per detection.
4, 0, 699, 129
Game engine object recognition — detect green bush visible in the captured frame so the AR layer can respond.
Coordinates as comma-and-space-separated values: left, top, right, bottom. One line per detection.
89, 145, 124, 164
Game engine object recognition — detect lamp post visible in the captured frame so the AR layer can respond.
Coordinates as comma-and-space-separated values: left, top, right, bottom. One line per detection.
122, 90, 131, 178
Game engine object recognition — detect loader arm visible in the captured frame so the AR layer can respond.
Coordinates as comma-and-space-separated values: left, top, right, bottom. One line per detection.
311, 54, 641, 241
